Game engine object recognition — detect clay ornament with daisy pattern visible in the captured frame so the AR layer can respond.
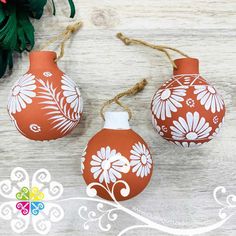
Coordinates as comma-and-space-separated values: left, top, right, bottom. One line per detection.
82, 112, 153, 201
7, 51, 83, 141
151, 58, 225, 147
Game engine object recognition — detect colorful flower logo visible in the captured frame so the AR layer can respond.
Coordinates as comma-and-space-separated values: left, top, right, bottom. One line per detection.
0, 167, 64, 234
15, 187, 45, 216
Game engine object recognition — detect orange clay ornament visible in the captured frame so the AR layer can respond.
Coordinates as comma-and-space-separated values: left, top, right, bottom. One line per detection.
82, 80, 153, 201
8, 22, 83, 141
117, 33, 226, 148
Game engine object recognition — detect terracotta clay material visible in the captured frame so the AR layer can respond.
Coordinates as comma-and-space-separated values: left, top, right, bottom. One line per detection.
82, 112, 153, 201
8, 51, 83, 141
151, 58, 225, 147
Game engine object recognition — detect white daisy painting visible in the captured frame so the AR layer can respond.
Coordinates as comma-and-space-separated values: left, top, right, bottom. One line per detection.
194, 85, 224, 113
8, 74, 36, 114
170, 112, 212, 141
130, 142, 152, 178
90, 146, 130, 184
61, 74, 83, 114
152, 87, 187, 120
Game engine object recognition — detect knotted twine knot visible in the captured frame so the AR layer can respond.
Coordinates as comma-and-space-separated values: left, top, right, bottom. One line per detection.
100, 79, 148, 121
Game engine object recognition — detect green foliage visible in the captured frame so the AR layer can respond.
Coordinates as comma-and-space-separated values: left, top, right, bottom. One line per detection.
0, 0, 75, 78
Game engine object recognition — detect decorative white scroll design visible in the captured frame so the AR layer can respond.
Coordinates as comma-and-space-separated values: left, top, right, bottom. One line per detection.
74, 182, 236, 236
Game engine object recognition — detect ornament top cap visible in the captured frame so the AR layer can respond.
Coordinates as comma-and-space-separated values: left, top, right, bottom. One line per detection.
173, 58, 199, 75
29, 51, 57, 70
104, 112, 130, 130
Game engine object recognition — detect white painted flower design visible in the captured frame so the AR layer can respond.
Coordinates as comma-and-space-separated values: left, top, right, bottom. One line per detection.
8, 74, 36, 114
186, 98, 195, 107
194, 85, 224, 113
61, 74, 83, 114
170, 112, 212, 141
81, 146, 87, 174
29, 124, 41, 133
90, 147, 130, 184
0, 168, 64, 235
130, 142, 152, 178
152, 87, 187, 120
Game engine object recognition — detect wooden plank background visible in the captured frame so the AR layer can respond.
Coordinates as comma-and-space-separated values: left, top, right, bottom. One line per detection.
0, 0, 236, 235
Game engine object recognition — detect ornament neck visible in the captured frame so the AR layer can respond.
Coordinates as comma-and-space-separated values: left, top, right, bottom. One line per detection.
29, 51, 58, 70
173, 58, 199, 75
103, 112, 130, 130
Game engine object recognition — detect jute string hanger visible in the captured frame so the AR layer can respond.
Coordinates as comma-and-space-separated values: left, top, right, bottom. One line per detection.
40, 21, 83, 62
116, 32, 189, 69
100, 79, 148, 121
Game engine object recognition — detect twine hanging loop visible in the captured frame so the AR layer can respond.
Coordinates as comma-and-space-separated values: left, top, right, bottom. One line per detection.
116, 32, 189, 69
100, 79, 148, 121
40, 21, 83, 61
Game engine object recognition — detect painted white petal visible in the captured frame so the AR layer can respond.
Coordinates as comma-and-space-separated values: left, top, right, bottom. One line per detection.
63, 90, 76, 97
161, 102, 166, 120
90, 161, 101, 166
196, 90, 207, 100
99, 172, 105, 183
62, 85, 75, 92
165, 101, 171, 117
130, 160, 141, 166
18, 95, 26, 110
197, 122, 210, 134
166, 100, 177, 112
140, 167, 145, 178
215, 96, 221, 112
65, 95, 76, 103
179, 117, 189, 132
100, 148, 106, 159
91, 166, 101, 174
205, 94, 212, 110
172, 121, 185, 133
211, 96, 216, 113
15, 98, 21, 112
92, 155, 102, 163
130, 150, 141, 157
186, 112, 193, 131
169, 97, 182, 108
136, 166, 143, 177
156, 101, 163, 119
192, 112, 200, 131
171, 95, 184, 102
200, 93, 210, 105
110, 168, 121, 180
19, 93, 32, 104
195, 117, 205, 133
132, 162, 142, 173
21, 85, 36, 91
133, 145, 142, 155
22, 90, 36, 98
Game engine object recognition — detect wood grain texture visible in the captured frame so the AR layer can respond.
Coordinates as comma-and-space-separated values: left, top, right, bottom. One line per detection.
0, 0, 236, 235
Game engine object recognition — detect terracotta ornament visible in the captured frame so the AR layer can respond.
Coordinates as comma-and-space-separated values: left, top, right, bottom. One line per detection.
8, 22, 83, 141
117, 33, 225, 147
82, 80, 153, 201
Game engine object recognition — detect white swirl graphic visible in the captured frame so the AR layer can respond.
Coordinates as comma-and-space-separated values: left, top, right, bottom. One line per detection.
0, 168, 64, 235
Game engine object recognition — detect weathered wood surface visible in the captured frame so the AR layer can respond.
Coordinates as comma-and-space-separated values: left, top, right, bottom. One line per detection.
0, 0, 236, 235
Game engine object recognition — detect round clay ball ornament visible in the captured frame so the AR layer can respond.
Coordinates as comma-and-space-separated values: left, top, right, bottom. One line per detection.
151, 58, 225, 147
8, 51, 83, 141
82, 112, 153, 201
